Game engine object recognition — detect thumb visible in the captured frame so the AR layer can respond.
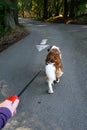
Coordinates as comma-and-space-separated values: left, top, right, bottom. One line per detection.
11, 99, 19, 116
12, 99, 19, 109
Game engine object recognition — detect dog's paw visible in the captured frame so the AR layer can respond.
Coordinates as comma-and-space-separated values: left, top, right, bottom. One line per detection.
53, 79, 60, 84
48, 89, 54, 94
57, 79, 60, 83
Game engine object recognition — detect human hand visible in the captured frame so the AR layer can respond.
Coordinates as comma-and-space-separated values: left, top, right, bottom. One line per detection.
0, 95, 19, 116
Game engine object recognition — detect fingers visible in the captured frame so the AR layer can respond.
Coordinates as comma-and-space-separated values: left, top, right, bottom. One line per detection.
11, 99, 19, 116
5, 99, 19, 116
12, 99, 19, 109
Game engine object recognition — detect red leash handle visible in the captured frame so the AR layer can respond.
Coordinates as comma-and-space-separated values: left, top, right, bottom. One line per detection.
5, 95, 19, 104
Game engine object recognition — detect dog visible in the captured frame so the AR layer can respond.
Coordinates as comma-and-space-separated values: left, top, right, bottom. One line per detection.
45, 45, 63, 93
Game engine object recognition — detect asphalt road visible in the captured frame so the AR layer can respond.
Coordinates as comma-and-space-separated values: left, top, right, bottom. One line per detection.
0, 18, 87, 130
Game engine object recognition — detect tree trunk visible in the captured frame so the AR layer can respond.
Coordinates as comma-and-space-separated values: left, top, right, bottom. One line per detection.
43, 0, 48, 19
21, 0, 25, 18
5, 12, 16, 29
69, 0, 75, 17
55, 0, 59, 16
64, 0, 68, 19
10, 0, 19, 25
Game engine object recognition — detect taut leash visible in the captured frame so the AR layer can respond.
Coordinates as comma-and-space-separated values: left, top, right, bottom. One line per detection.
18, 69, 42, 97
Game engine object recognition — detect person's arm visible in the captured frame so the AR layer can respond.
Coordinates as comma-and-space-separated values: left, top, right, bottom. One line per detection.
0, 95, 19, 129
0, 107, 12, 129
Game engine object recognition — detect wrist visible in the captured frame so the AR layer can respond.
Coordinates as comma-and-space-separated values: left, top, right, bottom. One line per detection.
0, 107, 12, 119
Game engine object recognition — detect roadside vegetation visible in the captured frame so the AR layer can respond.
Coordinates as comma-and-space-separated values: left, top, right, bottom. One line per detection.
17, 0, 87, 24
0, 0, 87, 51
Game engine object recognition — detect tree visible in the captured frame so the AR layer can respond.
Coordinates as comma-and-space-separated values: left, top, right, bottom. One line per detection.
17, 0, 87, 20
11, 0, 19, 24
21, 0, 25, 17
43, 0, 48, 19
55, 0, 60, 16
77, 0, 87, 15
69, 0, 78, 17
64, 0, 68, 18
0, 0, 19, 37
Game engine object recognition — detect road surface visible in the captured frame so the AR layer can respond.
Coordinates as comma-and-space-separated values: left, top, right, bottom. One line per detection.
0, 18, 87, 130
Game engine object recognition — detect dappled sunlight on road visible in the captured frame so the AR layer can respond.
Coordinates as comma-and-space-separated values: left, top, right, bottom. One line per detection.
18, 17, 47, 28
82, 25, 87, 28
16, 127, 31, 130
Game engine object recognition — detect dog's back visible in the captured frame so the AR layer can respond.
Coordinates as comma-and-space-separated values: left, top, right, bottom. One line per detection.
45, 48, 62, 72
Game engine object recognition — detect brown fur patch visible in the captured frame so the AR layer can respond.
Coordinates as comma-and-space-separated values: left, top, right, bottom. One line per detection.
45, 48, 63, 72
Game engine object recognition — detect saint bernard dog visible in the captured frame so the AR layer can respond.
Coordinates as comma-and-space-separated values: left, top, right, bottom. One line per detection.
45, 46, 63, 93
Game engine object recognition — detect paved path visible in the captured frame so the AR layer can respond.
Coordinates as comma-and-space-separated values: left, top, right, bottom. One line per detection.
0, 18, 87, 130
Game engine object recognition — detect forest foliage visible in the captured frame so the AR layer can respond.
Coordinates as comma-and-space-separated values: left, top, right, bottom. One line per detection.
0, 0, 87, 37
17, 0, 87, 18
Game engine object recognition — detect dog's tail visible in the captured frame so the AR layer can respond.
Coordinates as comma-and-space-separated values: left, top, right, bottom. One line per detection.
45, 63, 56, 82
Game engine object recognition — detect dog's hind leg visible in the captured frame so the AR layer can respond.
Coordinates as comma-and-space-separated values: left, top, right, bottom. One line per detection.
57, 68, 63, 78
54, 77, 60, 84
48, 80, 54, 94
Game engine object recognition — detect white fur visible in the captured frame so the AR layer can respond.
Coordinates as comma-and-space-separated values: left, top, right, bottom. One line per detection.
51, 46, 59, 51
45, 63, 56, 93
50, 46, 62, 59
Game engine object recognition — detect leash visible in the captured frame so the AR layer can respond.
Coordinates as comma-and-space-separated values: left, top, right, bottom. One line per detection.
18, 69, 42, 97
4, 69, 42, 104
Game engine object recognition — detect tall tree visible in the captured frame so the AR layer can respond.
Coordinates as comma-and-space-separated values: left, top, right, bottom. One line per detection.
64, 0, 68, 18
69, 0, 76, 17
21, 0, 25, 17
17, 0, 87, 19
55, 0, 60, 16
43, 0, 48, 19
10, 0, 19, 24
0, 0, 17, 36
